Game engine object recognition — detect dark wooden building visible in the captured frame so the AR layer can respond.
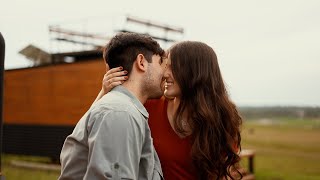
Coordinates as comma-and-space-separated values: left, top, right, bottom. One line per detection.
3, 50, 105, 160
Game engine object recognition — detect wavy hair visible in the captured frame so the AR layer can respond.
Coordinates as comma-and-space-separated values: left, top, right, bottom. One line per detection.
169, 41, 242, 180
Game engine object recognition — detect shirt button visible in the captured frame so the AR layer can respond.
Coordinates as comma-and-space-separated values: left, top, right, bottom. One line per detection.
114, 163, 120, 169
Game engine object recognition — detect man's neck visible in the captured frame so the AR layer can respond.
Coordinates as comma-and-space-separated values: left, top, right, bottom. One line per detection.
122, 82, 148, 104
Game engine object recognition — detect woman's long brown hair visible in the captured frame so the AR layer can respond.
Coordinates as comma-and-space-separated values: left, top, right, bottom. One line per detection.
169, 41, 242, 180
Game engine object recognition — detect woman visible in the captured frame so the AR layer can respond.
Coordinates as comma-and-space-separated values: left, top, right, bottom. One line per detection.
97, 41, 242, 180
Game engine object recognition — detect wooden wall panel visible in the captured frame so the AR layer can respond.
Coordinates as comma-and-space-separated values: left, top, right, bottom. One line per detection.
4, 59, 106, 125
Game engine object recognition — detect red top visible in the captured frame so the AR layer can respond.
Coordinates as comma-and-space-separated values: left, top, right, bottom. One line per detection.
145, 97, 198, 180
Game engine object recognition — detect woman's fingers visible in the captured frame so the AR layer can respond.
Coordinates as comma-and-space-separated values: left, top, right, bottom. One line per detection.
105, 66, 123, 76
104, 70, 127, 80
103, 76, 127, 93
105, 76, 128, 85
108, 81, 123, 89
101, 66, 128, 93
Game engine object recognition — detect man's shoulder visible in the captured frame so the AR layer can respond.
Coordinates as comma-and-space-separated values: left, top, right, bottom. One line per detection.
96, 91, 135, 110
91, 92, 146, 125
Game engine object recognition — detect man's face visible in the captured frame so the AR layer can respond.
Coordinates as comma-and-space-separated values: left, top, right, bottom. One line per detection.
144, 54, 166, 99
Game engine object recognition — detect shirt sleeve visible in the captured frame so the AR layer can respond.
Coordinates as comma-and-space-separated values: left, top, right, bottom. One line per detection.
59, 111, 92, 180
84, 110, 145, 180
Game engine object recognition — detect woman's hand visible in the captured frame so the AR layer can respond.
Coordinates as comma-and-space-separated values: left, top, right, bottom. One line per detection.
94, 66, 128, 103
101, 66, 128, 94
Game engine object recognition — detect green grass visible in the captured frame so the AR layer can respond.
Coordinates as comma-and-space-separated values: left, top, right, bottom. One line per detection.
1, 154, 60, 180
241, 118, 320, 180
1, 118, 320, 179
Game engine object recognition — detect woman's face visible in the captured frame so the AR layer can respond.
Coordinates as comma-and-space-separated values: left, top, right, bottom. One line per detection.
164, 53, 181, 98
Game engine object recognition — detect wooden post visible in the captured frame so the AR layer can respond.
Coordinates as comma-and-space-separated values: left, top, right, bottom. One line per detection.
0, 32, 6, 180
240, 149, 255, 174
248, 154, 254, 174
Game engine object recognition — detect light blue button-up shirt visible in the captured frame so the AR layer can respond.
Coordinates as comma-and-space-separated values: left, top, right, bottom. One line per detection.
59, 86, 163, 180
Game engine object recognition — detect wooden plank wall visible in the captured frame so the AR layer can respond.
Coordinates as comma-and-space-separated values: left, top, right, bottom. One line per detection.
4, 59, 106, 126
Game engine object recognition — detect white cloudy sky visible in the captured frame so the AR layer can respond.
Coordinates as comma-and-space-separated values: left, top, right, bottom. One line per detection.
1, 0, 319, 106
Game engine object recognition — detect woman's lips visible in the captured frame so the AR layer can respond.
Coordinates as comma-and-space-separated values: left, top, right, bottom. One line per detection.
165, 82, 173, 88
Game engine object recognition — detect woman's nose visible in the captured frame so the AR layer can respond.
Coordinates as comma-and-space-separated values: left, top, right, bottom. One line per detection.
163, 69, 169, 78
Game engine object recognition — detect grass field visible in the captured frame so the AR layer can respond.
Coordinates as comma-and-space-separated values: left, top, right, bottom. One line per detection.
1, 154, 60, 179
240, 118, 320, 180
1, 118, 320, 179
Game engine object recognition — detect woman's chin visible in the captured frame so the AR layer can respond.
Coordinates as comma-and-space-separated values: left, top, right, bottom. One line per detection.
164, 91, 175, 100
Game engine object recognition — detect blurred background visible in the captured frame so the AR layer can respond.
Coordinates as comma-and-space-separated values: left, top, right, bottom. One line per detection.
1, 0, 319, 179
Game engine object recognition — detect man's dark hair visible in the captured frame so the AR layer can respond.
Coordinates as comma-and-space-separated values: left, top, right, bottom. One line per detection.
103, 32, 164, 74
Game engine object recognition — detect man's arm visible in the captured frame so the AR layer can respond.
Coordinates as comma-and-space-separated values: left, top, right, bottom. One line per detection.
59, 111, 92, 180
85, 110, 144, 180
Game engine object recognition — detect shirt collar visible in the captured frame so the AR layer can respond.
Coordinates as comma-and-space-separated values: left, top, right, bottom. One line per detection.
112, 85, 149, 118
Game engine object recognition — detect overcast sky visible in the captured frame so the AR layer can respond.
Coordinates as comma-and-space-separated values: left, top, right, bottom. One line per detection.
1, 0, 319, 106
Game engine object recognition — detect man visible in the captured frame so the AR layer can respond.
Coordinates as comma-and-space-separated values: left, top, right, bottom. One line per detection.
59, 32, 166, 180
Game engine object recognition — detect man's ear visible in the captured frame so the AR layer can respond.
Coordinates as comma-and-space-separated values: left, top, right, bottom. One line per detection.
134, 53, 147, 72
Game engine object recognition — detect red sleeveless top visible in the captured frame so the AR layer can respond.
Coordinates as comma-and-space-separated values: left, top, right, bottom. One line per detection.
145, 97, 198, 180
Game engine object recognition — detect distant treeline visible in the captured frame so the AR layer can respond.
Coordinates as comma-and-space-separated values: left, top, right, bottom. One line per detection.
238, 106, 320, 120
